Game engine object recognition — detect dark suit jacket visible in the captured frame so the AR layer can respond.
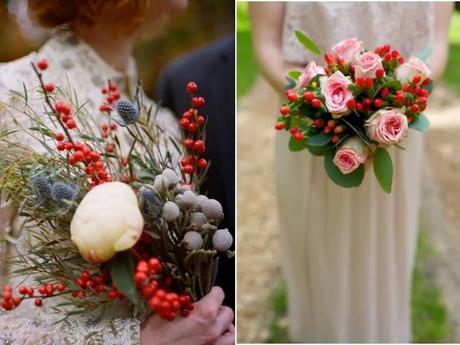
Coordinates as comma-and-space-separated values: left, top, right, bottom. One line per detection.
155, 35, 235, 309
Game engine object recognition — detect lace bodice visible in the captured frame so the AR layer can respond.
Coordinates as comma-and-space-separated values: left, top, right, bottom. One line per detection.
282, 2, 435, 64
0, 29, 180, 345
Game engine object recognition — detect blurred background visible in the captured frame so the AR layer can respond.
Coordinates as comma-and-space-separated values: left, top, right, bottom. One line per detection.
237, 1, 460, 343
0, 0, 234, 98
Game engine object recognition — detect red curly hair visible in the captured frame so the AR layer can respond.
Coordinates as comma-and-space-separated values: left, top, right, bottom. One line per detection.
28, 0, 161, 34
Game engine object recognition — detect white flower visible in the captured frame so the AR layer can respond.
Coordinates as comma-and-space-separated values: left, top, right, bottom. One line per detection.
212, 229, 233, 252
183, 231, 203, 250
196, 195, 209, 209
153, 175, 168, 193
70, 182, 144, 263
162, 201, 180, 222
201, 199, 224, 220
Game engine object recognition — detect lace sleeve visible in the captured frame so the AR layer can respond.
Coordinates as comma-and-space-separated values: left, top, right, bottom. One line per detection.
0, 309, 141, 345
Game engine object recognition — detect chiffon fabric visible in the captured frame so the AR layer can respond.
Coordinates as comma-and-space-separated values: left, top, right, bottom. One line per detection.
276, 2, 434, 342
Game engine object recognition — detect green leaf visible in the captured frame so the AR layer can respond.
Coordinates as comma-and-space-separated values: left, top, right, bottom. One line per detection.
415, 46, 433, 62
324, 151, 365, 188
288, 136, 307, 152
307, 132, 332, 146
373, 147, 393, 193
110, 252, 138, 305
384, 79, 402, 90
307, 144, 330, 156
288, 71, 302, 80
294, 30, 321, 56
409, 113, 430, 132
284, 77, 296, 91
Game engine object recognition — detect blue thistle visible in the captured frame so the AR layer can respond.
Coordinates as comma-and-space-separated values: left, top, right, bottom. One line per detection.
139, 186, 163, 220
51, 182, 78, 204
115, 99, 139, 125
30, 175, 52, 200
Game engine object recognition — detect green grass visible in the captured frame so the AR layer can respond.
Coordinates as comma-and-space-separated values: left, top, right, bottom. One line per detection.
264, 233, 453, 343
443, 11, 460, 95
237, 2, 258, 98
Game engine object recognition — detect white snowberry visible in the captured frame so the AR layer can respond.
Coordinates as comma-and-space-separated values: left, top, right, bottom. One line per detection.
201, 199, 224, 220
196, 195, 209, 209
181, 191, 197, 208
162, 168, 181, 187
153, 175, 168, 193
212, 229, 233, 252
190, 212, 207, 228
162, 201, 180, 222
183, 231, 203, 250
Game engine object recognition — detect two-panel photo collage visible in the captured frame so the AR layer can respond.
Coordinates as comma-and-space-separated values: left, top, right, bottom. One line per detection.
0, 0, 458, 344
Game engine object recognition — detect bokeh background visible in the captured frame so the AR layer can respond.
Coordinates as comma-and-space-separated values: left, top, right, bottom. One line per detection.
0, 0, 234, 98
237, 2, 460, 343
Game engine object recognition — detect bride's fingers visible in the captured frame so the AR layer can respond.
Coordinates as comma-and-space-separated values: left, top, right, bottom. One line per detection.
225, 323, 235, 334
213, 332, 235, 345
214, 306, 234, 335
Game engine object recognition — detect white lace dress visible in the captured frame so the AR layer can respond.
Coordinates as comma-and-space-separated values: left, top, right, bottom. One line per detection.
276, 2, 434, 342
0, 30, 179, 344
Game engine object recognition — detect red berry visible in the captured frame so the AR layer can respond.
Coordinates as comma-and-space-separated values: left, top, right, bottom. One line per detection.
391, 50, 399, 59
275, 122, 285, 130
186, 82, 198, 94
363, 98, 372, 108
37, 58, 48, 70
193, 140, 206, 154
410, 104, 420, 113
73, 151, 84, 162
327, 119, 336, 129
101, 87, 108, 94
179, 118, 190, 129
311, 98, 321, 109
55, 132, 64, 141
136, 260, 149, 273
134, 272, 147, 285
66, 119, 76, 129
197, 158, 208, 170
57, 284, 65, 292
188, 123, 199, 133
373, 98, 384, 108
383, 44, 391, 54
18, 286, 27, 295
384, 53, 392, 62
279, 106, 290, 116
412, 75, 421, 84
324, 53, 334, 65
109, 81, 117, 91
303, 91, 314, 102
398, 56, 404, 65
356, 102, 364, 112
106, 144, 115, 153
89, 151, 100, 162
422, 78, 431, 86
192, 97, 205, 108
380, 87, 390, 98
375, 69, 385, 79
334, 125, 344, 134
55, 101, 71, 115
395, 91, 405, 102
110, 122, 117, 131
323, 126, 332, 134
108, 290, 119, 299
336, 56, 345, 65
183, 164, 194, 175
68, 155, 77, 166
313, 119, 325, 128
286, 91, 298, 102
148, 258, 162, 272
183, 138, 194, 149
34, 299, 43, 307
293, 132, 304, 141
45, 83, 55, 93
196, 116, 205, 126
346, 99, 356, 110
289, 127, 299, 134
402, 83, 411, 92
365, 78, 374, 89
332, 135, 340, 144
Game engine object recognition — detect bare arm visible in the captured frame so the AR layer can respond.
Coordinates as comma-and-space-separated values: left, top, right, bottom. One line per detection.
249, 2, 291, 92
429, 2, 454, 82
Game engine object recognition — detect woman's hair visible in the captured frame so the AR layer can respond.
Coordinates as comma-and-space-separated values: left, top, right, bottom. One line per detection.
28, 0, 159, 33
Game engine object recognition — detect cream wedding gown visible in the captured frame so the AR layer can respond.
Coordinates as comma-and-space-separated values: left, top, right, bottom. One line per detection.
0, 30, 178, 344
276, 2, 434, 342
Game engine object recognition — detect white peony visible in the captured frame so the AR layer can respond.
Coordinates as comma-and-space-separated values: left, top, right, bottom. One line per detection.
70, 182, 144, 263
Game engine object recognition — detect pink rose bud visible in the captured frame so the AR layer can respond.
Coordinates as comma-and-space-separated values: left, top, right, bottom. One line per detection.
333, 137, 368, 174
365, 108, 408, 145
331, 38, 363, 64
354, 51, 385, 79
320, 71, 354, 118
395, 57, 431, 83
297, 61, 326, 88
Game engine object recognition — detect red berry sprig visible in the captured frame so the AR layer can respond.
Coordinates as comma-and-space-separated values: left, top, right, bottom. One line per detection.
180, 82, 208, 178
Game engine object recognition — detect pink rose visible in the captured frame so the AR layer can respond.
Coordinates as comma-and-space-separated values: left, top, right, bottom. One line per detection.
354, 52, 384, 79
320, 71, 353, 118
365, 108, 408, 145
395, 57, 431, 82
331, 38, 362, 64
333, 137, 368, 174
297, 61, 325, 88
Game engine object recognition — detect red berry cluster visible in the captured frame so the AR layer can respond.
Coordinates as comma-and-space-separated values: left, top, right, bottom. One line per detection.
180, 82, 208, 176
134, 258, 194, 321
99, 81, 121, 112
374, 44, 404, 66
1, 281, 67, 310
1, 285, 23, 310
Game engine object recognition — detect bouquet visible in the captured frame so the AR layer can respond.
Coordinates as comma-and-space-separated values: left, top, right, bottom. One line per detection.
0, 59, 233, 322
275, 32, 433, 192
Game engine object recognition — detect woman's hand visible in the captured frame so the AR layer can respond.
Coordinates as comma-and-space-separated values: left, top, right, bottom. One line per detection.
140, 287, 234, 345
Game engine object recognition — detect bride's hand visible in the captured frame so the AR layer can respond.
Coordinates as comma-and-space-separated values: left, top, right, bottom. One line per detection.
140, 287, 234, 345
